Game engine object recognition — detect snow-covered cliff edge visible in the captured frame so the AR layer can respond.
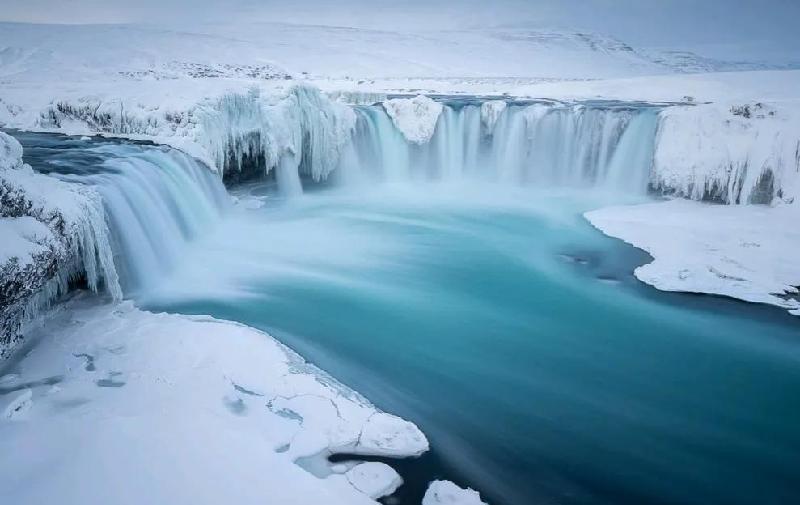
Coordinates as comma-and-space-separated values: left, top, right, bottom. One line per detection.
0, 132, 120, 357
651, 102, 800, 205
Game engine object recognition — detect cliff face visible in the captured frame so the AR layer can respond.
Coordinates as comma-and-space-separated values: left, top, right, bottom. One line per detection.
650, 102, 800, 205
0, 132, 120, 358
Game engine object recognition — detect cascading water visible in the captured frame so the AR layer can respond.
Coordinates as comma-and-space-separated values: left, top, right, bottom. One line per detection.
329, 100, 660, 194
15, 133, 229, 295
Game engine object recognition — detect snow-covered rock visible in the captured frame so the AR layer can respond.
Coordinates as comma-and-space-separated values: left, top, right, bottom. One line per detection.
423, 480, 489, 505
382, 95, 443, 144
586, 199, 800, 315
0, 132, 120, 357
651, 102, 800, 204
0, 295, 428, 504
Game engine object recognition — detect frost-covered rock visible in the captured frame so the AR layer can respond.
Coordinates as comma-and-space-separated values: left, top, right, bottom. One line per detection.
651, 103, 800, 204
422, 480, 489, 505
480, 100, 507, 134
382, 95, 443, 144
0, 132, 120, 358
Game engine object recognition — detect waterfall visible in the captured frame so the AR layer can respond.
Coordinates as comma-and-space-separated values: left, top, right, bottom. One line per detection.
13, 97, 661, 302
33, 140, 229, 295
328, 101, 660, 194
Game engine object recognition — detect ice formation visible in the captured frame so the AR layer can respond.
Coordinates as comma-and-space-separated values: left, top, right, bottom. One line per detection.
382, 95, 444, 145
0, 133, 120, 356
650, 102, 800, 204
196, 85, 357, 187
344, 462, 403, 499
422, 480, 489, 505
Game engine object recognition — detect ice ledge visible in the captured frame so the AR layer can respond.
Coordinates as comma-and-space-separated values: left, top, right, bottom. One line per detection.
585, 199, 800, 315
0, 295, 428, 504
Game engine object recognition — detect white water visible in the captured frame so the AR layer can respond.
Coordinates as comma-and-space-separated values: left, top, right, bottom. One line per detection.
329, 102, 659, 195
27, 140, 229, 295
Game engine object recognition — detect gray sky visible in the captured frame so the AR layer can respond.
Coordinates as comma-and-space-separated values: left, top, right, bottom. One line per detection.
1, 0, 798, 59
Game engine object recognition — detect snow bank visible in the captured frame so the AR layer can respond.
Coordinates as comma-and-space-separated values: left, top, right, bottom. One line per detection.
651, 103, 800, 204
586, 199, 800, 315
382, 95, 443, 144
0, 132, 121, 357
0, 295, 428, 503
423, 480, 489, 505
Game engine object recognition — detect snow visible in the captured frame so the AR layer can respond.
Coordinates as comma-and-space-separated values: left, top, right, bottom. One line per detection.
586, 199, 800, 315
0, 22, 690, 83
0, 295, 428, 504
651, 102, 800, 204
0, 216, 52, 266
382, 95, 443, 144
0, 133, 120, 297
1, 131, 122, 356
345, 462, 403, 499
0, 129, 24, 170
422, 480, 489, 505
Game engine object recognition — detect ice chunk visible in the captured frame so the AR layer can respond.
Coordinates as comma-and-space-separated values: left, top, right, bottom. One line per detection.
422, 480, 489, 505
345, 462, 402, 499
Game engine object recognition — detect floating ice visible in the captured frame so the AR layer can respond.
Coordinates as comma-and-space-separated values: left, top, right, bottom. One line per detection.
423, 480, 489, 505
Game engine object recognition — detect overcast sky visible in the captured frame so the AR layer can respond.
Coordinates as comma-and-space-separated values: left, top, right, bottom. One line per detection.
1, 0, 798, 57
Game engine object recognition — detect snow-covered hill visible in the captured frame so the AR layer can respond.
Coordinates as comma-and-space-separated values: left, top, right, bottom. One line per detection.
3, 21, 787, 83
